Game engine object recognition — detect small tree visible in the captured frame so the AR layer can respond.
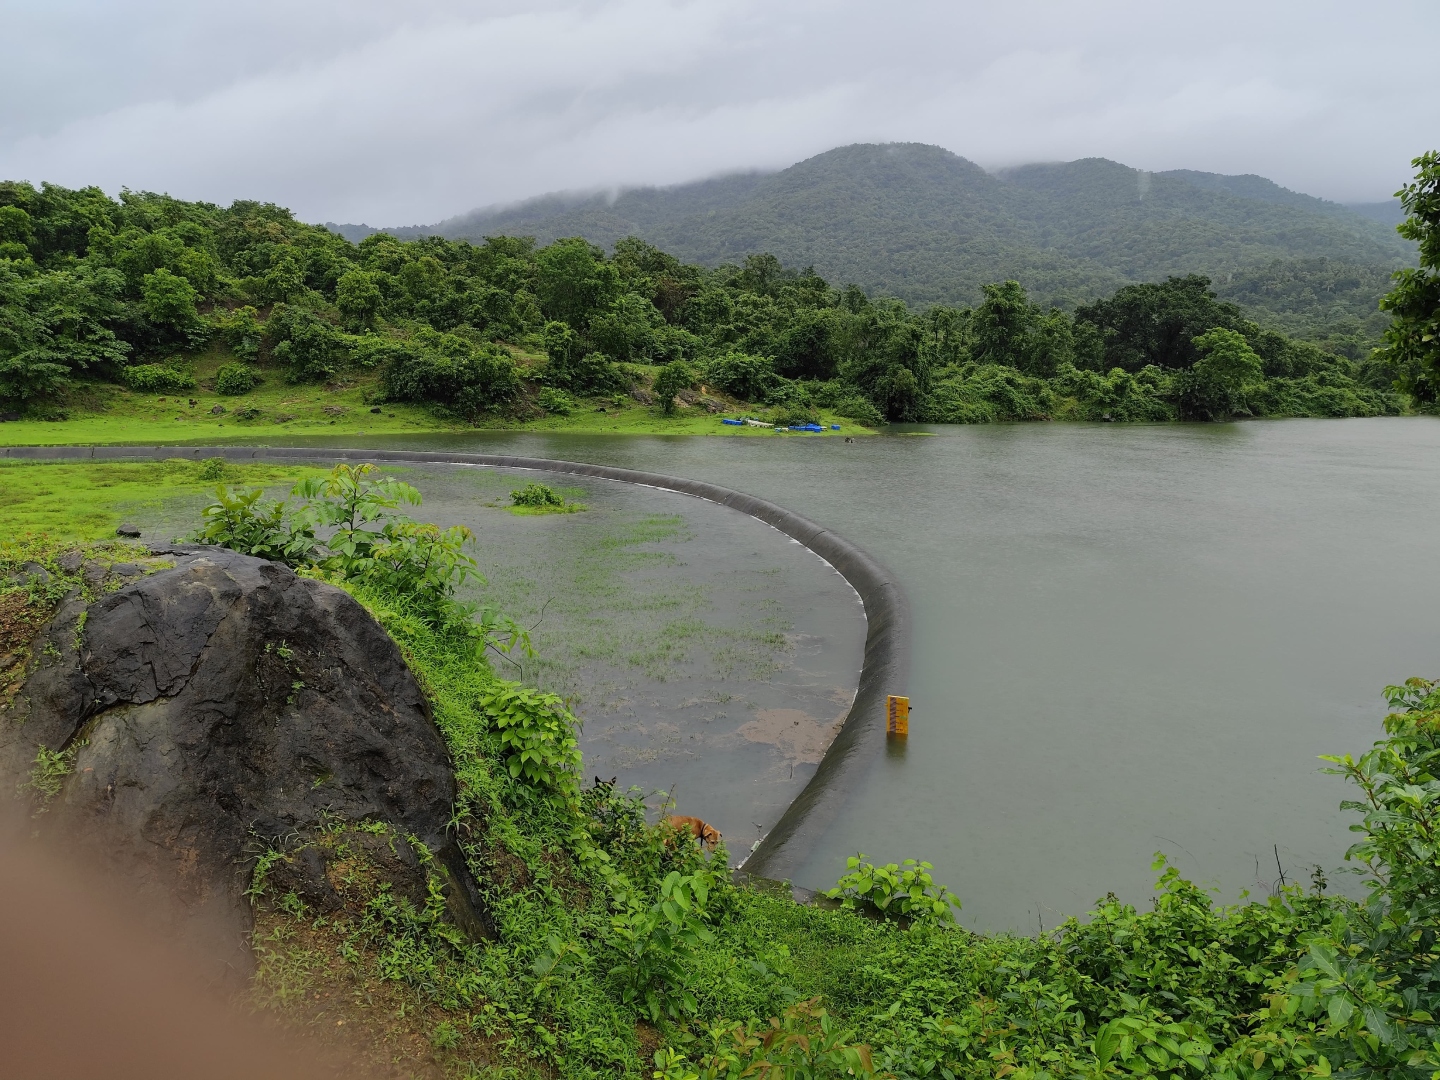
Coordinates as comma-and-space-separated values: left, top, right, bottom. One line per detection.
141, 268, 199, 330
335, 269, 382, 331
652, 360, 696, 414
1380, 151, 1440, 404
1178, 327, 1263, 420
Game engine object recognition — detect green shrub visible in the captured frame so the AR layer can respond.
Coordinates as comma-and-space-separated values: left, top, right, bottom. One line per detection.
378, 333, 520, 418
921, 363, 1054, 423
772, 402, 820, 427
653, 360, 698, 415
194, 463, 485, 632
266, 302, 349, 382
510, 482, 564, 508
191, 485, 316, 564
1050, 362, 1175, 421
538, 387, 574, 415
704, 351, 775, 402
543, 320, 625, 393
482, 681, 581, 795
607, 868, 717, 1023
122, 363, 195, 393
832, 395, 884, 426
213, 362, 259, 395
824, 855, 960, 925
215, 305, 262, 359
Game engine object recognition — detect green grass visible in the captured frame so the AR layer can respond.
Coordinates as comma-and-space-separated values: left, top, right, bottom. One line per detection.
0, 458, 329, 542
0, 350, 872, 447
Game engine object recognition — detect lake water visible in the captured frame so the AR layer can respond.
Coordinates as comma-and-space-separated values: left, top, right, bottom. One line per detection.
220, 418, 1440, 931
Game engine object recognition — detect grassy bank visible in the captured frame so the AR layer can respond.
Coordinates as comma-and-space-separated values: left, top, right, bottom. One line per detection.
0, 348, 868, 448
0, 457, 329, 542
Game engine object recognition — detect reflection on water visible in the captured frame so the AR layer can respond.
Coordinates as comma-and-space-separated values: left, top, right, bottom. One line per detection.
218, 418, 1440, 931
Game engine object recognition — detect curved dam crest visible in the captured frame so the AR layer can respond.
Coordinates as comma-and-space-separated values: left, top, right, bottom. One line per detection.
0, 443, 910, 883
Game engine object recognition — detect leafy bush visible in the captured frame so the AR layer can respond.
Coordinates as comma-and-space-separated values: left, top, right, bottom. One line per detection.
824, 855, 960, 925
608, 868, 717, 1024
266, 302, 349, 382
832, 394, 885, 426
122, 363, 195, 393
215, 305, 262, 359
1302, 676, 1440, 1077
704, 351, 775, 402
921, 363, 1053, 423
510, 483, 561, 508
653, 360, 698, 415
542, 320, 625, 394
194, 463, 482, 630
1050, 362, 1175, 422
538, 387, 574, 415
772, 402, 820, 427
191, 485, 317, 564
213, 362, 259, 395
378, 332, 520, 418
482, 681, 581, 795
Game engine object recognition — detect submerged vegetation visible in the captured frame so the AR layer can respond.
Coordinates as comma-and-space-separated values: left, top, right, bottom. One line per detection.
2, 156, 1435, 435
509, 481, 585, 515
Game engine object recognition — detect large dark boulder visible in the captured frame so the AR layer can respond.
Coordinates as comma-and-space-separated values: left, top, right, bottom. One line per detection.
0, 546, 489, 980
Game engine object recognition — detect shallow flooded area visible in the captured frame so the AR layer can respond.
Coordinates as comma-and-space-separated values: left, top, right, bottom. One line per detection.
108, 460, 867, 862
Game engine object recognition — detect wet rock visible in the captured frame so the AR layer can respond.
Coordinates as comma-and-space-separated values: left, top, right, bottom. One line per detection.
116, 523, 142, 538
0, 546, 490, 979
11, 562, 51, 586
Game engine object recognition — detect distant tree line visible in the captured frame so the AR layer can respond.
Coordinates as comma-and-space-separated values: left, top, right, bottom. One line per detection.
1, 168, 1433, 425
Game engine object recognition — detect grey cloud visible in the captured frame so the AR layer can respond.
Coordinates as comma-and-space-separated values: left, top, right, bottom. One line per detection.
2, 0, 1434, 224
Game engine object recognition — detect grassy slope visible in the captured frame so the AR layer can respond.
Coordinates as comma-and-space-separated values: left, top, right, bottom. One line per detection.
0, 458, 329, 542
0, 348, 868, 447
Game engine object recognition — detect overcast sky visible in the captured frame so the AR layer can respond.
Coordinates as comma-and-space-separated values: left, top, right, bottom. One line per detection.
3, 0, 1436, 225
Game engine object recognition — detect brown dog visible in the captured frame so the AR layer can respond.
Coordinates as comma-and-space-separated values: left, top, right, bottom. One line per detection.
665, 815, 722, 852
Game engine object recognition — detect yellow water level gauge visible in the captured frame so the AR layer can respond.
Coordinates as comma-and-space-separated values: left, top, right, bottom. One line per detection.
886, 695, 909, 737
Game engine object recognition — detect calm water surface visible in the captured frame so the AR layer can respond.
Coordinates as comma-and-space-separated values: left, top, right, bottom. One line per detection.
230, 418, 1440, 931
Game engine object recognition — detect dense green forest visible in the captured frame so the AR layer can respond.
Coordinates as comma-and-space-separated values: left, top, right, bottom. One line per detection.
341, 143, 1414, 355
0, 174, 1410, 427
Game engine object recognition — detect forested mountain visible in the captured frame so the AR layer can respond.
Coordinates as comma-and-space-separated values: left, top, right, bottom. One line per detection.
331, 143, 1414, 348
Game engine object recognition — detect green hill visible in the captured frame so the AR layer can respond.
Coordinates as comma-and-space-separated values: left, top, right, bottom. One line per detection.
334, 143, 1415, 339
